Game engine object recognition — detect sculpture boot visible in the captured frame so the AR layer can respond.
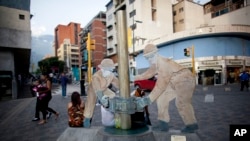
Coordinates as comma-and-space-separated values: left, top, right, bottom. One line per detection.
152, 120, 169, 132
181, 123, 199, 133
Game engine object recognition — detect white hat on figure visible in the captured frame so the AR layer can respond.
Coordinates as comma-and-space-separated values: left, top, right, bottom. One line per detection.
143, 44, 158, 57
98, 59, 115, 71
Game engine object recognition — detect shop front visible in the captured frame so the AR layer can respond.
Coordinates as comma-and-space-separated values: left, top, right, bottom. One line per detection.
245, 58, 250, 72
197, 60, 224, 85
226, 60, 244, 84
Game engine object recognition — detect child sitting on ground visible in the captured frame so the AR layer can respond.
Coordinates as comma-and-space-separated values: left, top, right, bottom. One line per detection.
68, 91, 85, 127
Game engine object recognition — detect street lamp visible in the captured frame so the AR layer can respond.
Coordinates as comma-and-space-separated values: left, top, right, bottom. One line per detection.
131, 20, 142, 58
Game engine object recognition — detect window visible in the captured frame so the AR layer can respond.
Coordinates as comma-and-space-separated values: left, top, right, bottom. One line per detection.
129, 0, 135, 4
71, 49, 78, 52
179, 7, 184, 13
152, 9, 157, 21
19, 14, 25, 20
108, 14, 113, 21
129, 10, 136, 18
179, 19, 184, 24
151, 0, 157, 21
173, 11, 176, 16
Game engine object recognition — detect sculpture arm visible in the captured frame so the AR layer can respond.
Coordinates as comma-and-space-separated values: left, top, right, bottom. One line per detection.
111, 76, 119, 90
135, 64, 157, 81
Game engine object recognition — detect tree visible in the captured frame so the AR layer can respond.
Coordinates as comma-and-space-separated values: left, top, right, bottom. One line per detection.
38, 57, 65, 74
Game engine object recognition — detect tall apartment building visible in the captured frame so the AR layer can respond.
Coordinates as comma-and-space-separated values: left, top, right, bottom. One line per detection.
106, 0, 173, 74
79, 12, 107, 73
54, 22, 81, 57
54, 22, 81, 79
57, 39, 80, 73
0, 0, 32, 99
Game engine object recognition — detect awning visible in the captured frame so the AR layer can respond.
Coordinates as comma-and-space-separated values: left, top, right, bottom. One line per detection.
198, 66, 222, 70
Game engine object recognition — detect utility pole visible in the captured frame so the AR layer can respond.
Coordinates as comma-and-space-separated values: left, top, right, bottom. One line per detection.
184, 45, 195, 75
87, 32, 92, 83
191, 45, 195, 75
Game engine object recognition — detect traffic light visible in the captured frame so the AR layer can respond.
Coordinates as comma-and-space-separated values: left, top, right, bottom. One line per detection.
184, 48, 190, 57
90, 39, 95, 50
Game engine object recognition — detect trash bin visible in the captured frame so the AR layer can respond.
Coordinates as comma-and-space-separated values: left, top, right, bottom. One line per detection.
80, 79, 86, 96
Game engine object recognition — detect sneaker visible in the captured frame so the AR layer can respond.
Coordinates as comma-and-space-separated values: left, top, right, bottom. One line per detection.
32, 117, 40, 121
46, 112, 52, 119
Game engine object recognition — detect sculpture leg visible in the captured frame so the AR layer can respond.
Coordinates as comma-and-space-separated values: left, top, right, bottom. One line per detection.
175, 80, 198, 133
152, 88, 175, 131
84, 85, 97, 127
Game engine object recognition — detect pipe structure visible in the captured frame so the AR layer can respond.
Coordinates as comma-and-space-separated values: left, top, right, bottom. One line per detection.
116, 10, 131, 130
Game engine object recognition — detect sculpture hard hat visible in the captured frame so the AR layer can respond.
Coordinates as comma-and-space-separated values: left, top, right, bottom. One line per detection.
143, 44, 158, 56
98, 58, 115, 69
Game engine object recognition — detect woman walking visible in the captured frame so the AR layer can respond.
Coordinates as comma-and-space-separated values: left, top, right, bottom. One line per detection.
38, 73, 59, 124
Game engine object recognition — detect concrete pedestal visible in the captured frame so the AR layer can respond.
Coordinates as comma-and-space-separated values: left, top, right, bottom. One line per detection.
94, 126, 155, 141
57, 126, 201, 141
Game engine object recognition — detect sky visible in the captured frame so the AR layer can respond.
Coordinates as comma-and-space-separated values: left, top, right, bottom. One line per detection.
31, 0, 110, 36
30, 0, 210, 37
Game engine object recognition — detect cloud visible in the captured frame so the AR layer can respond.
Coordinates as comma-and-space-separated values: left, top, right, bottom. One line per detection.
31, 25, 47, 37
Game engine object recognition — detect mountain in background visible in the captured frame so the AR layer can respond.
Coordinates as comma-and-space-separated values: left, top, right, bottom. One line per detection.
30, 35, 54, 70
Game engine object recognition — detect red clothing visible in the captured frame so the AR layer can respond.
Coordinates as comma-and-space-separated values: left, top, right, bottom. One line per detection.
68, 105, 84, 127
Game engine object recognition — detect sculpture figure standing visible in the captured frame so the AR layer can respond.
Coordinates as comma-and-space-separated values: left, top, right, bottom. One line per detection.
83, 59, 119, 127
134, 44, 198, 133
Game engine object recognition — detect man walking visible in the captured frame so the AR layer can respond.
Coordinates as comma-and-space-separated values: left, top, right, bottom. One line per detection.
60, 72, 68, 98
239, 70, 249, 91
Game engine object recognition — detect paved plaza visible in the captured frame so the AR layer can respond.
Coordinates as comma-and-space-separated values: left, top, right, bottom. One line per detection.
0, 83, 250, 141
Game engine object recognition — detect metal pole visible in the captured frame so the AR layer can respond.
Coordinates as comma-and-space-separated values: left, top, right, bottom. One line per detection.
87, 33, 92, 82
116, 10, 131, 130
192, 45, 195, 75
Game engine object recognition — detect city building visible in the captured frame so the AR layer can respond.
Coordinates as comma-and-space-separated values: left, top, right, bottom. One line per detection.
134, 0, 250, 85
0, 0, 32, 99
79, 11, 107, 80
57, 39, 79, 70
104, 0, 250, 85
106, 0, 173, 75
54, 22, 81, 80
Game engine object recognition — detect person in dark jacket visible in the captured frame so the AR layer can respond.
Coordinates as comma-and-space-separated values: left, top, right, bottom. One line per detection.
60, 72, 68, 98
239, 70, 249, 91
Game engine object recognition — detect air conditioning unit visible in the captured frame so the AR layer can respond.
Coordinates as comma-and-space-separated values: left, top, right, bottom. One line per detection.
129, 60, 136, 67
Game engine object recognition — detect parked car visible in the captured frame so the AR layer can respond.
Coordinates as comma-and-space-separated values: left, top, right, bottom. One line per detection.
134, 76, 157, 91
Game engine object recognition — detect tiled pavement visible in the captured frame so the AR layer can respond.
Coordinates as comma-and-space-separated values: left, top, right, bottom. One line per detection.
0, 83, 250, 141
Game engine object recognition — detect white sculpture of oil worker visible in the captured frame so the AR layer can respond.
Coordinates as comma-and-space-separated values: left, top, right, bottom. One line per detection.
83, 59, 119, 127
134, 44, 198, 133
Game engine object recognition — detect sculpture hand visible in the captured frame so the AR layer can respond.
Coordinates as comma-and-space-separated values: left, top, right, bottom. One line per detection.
100, 95, 109, 108
136, 96, 151, 110
83, 118, 91, 128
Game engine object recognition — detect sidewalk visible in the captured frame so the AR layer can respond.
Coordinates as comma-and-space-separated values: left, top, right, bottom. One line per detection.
0, 84, 249, 141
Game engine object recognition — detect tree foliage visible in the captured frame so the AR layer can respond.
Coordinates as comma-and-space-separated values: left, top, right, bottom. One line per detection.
38, 57, 65, 74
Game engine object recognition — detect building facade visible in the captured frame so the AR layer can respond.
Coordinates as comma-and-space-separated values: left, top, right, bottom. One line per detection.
54, 22, 81, 80
135, 0, 250, 85
54, 22, 81, 57
57, 39, 80, 78
0, 0, 32, 99
106, 0, 173, 74
79, 11, 107, 79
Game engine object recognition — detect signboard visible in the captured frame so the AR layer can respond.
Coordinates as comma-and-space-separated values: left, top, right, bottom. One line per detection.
226, 60, 243, 66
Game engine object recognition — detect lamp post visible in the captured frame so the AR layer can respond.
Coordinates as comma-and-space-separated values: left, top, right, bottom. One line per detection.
131, 20, 142, 76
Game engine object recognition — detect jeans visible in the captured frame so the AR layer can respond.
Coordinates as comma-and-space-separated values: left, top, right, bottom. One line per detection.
62, 85, 67, 96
